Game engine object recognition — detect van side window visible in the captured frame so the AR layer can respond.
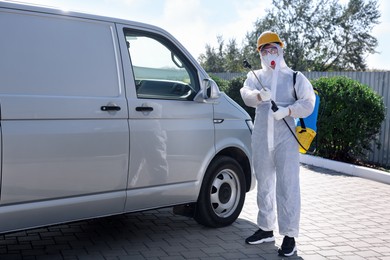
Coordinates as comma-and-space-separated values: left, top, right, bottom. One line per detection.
124, 31, 199, 100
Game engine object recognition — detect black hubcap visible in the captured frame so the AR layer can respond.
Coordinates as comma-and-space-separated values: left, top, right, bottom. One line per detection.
218, 183, 232, 204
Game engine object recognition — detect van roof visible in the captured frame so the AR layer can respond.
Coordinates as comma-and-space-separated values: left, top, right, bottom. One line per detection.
0, 0, 166, 33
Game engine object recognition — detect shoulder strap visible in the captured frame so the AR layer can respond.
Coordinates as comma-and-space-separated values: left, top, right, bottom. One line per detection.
293, 71, 298, 100
292, 71, 307, 131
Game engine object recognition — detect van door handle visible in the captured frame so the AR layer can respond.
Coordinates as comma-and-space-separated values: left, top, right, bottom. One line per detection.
101, 105, 121, 111
135, 106, 153, 112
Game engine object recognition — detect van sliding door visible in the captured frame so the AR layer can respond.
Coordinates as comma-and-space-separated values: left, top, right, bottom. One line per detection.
0, 10, 129, 226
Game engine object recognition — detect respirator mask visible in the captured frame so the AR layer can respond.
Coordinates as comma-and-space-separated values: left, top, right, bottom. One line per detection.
260, 43, 282, 69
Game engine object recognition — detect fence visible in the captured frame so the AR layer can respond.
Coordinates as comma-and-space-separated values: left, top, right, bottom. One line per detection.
213, 71, 390, 168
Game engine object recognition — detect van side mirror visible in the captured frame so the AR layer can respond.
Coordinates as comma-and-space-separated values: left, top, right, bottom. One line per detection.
194, 79, 221, 102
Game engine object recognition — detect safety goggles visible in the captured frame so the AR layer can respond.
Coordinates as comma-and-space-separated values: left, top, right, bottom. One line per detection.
260, 46, 278, 56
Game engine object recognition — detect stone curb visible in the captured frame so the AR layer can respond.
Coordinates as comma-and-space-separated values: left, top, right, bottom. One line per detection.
300, 154, 390, 185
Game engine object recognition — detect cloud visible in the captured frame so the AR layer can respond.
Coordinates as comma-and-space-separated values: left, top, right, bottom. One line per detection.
153, 0, 216, 59
366, 0, 390, 70
155, 0, 272, 59
162, 0, 202, 21
118, 0, 138, 5
225, 0, 271, 43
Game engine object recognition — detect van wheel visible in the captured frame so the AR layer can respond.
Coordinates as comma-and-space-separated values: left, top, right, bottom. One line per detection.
194, 156, 246, 227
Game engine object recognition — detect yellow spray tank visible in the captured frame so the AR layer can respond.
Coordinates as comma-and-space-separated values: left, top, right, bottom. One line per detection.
296, 90, 320, 153
293, 72, 320, 154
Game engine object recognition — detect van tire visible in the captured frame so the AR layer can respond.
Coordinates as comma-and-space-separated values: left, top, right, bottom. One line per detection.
194, 155, 246, 227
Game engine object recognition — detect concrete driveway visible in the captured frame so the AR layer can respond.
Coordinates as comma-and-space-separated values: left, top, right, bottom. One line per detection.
0, 164, 389, 259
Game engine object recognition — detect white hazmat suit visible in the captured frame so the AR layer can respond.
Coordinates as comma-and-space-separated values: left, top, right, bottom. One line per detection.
240, 43, 315, 238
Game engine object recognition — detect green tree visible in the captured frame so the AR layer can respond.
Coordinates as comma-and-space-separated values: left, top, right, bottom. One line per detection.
224, 39, 245, 72
199, 37, 245, 73
198, 36, 225, 72
200, 0, 380, 72
244, 0, 380, 71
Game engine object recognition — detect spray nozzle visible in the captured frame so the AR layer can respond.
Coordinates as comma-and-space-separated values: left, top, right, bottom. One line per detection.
243, 59, 252, 69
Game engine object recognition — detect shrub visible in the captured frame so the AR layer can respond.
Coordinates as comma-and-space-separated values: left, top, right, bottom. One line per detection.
210, 74, 229, 93
226, 76, 256, 120
312, 76, 385, 164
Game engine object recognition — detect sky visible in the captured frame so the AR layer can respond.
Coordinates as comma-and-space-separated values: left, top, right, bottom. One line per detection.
7, 0, 390, 71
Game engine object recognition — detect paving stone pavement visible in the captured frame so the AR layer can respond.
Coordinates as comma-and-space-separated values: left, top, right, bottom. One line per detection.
0, 164, 389, 260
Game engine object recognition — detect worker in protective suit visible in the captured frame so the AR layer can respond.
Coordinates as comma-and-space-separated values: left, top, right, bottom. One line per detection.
240, 31, 315, 257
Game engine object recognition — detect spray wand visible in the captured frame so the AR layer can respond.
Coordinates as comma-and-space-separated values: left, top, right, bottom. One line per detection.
242, 59, 279, 112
